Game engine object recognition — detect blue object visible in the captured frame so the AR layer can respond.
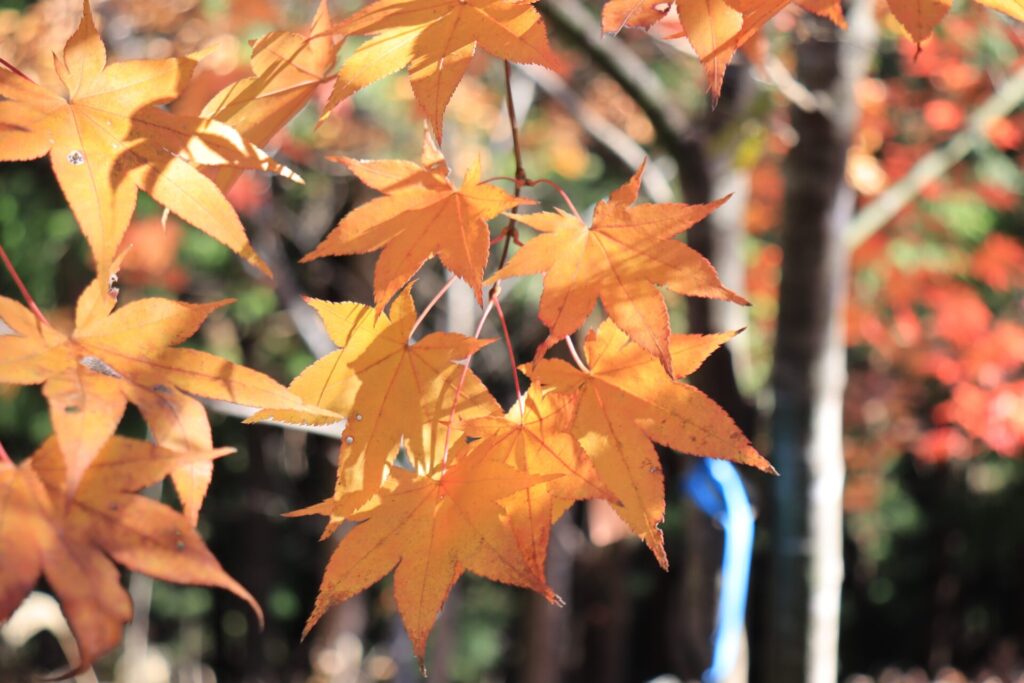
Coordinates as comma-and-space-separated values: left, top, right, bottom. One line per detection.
682, 459, 755, 683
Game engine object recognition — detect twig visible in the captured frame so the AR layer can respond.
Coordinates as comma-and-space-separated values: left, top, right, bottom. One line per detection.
0, 243, 50, 327
497, 61, 528, 265
539, 1, 695, 155
760, 53, 832, 114
514, 64, 676, 203
506, 61, 527, 185
846, 64, 1024, 250
252, 216, 336, 359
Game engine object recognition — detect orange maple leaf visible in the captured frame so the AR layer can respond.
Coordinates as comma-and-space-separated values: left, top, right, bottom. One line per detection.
250, 288, 501, 506
0, 0, 300, 279
461, 388, 614, 580
324, 0, 561, 140
488, 161, 745, 374
0, 436, 260, 674
886, 0, 1024, 42
601, 0, 672, 32
602, 0, 845, 100
528, 320, 774, 569
885, 0, 951, 42
201, 0, 339, 192
602, 0, 743, 101
0, 276, 323, 521
302, 149, 530, 307
302, 448, 557, 664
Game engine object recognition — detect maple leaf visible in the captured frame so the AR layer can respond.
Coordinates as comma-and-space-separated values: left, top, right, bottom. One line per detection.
201, 0, 339, 192
885, 0, 950, 43
0, 277, 324, 521
887, 0, 1024, 43
302, 150, 529, 307
488, 161, 745, 374
325, 0, 561, 140
302, 448, 558, 663
601, 0, 844, 99
665, 0, 745, 104
461, 388, 613, 580
250, 288, 501, 506
0, 0, 299, 279
601, 0, 672, 32
528, 320, 774, 569
0, 436, 261, 673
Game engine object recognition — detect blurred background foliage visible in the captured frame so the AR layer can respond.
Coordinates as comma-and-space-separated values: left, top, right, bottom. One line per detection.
1, 0, 1024, 681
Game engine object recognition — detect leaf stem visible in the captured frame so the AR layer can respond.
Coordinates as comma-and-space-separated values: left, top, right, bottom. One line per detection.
483, 175, 583, 222
0, 57, 34, 83
528, 178, 584, 222
408, 275, 456, 342
0, 243, 50, 327
440, 297, 496, 475
565, 335, 589, 373
491, 291, 525, 419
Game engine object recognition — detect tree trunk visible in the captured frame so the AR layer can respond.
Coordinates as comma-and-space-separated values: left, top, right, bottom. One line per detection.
766, 4, 877, 683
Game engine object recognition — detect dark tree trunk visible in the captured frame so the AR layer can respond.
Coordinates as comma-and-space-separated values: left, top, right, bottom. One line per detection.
766, 4, 877, 683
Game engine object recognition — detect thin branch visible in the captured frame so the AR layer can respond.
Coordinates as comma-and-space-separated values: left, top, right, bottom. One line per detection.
252, 217, 336, 359
539, 0, 694, 149
506, 61, 527, 184
760, 53, 832, 114
0, 243, 50, 327
846, 64, 1024, 250
497, 60, 528, 267
514, 63, 676, 203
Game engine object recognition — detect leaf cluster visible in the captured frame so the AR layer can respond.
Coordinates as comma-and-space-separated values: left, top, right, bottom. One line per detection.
0, 0, 1018, 674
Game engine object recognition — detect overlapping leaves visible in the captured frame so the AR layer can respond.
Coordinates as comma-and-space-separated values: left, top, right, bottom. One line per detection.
325, 0, 561, 139
0, 0, 302, 279
0, 0, 816, 672
302, 146, 529, 308
0, 275, 323, 521
0, 437, 261, 673
528, 320, 774, 568
488, 161, 745, 374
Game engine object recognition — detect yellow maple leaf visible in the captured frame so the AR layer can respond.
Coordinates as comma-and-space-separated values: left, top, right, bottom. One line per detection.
302, 448, 557, 665
0, 275, 326, 521
303, 149, 530, 307
0, 0, 300, 279
488, 161, 744, 375
528, 320, 774, 569
324, 0, 561, 140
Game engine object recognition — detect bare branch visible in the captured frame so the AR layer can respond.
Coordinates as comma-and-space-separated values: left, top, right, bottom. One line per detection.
515, 64, 676, 203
